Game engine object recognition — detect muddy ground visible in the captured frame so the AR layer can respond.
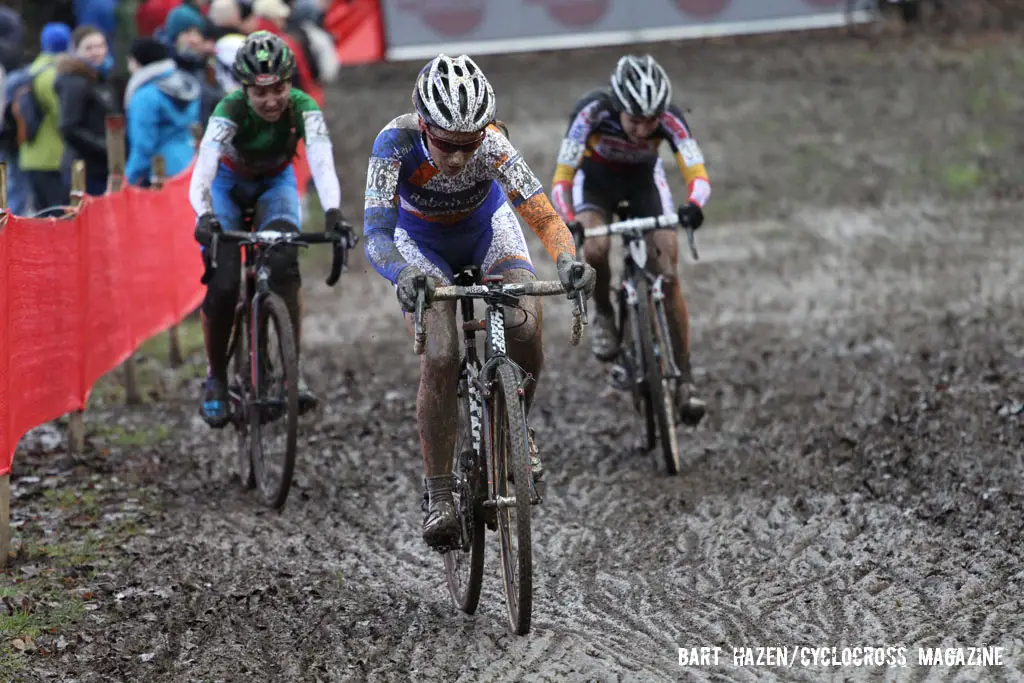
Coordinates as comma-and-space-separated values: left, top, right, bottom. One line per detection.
6, 25, 1024, 683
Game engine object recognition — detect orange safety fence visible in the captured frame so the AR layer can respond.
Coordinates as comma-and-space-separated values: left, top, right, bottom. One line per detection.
0, 147, 315, 476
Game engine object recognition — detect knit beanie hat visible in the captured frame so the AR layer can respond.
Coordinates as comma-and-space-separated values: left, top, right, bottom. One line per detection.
130, 37, 170, 66
40, 22, 72, 54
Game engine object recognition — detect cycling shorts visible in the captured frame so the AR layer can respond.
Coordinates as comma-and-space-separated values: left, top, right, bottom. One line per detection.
208, 162, 302, 237
572, 157, 674, 221
395, 184, 534, 286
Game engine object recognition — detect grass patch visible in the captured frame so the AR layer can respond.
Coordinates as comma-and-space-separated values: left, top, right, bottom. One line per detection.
89, 423, 169, 449
0, 480, 157, 678
941, 162, 982, 195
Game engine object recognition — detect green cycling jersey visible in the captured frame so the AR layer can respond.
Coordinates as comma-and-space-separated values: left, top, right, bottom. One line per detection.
207, 88, 323, 176
189, 88, 341, 216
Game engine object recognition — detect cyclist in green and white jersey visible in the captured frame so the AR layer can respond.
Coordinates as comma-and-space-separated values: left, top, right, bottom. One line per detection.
189, 31, 354, 428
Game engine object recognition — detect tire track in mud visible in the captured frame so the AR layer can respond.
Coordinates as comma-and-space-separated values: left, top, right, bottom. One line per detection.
54, 201, 1024, 683
27, 37, 1024, 683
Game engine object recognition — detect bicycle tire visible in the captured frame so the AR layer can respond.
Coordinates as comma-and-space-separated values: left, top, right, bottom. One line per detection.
618, 280, 659, 450
443, 365, 486, 614
232, 306, 255, 490
489, 362, 533, 635
634, 277, 681, 476
249, 292, 299, 509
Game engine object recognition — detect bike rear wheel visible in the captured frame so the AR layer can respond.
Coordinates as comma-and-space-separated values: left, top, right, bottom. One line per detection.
249, 292, 299, 508
488, 363, 533, 635
634, 277, 681, 475
231, 306, 255, 489
443, 365, 486, 614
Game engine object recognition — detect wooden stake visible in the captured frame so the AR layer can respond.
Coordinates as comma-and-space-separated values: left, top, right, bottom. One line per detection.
105, 116, 142, 405
150, 155, 184, 368
68, 161, 87, 456
0, 474, 9, 569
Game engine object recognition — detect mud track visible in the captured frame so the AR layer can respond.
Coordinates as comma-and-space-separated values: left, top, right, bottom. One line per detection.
10, 30, 1024, 683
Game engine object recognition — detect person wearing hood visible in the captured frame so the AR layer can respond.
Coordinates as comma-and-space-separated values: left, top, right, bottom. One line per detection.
20, 23, 73, 214
54, 25, 119, 196
124, 38, 201, 187
163, 5, 224, 126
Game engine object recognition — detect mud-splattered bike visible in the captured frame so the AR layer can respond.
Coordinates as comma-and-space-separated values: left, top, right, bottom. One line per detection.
412, 266, 587, 635
208, 193, 355, 509
570, 203, 699, 476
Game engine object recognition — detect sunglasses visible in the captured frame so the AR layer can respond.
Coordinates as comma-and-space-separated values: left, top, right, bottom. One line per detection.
425, 127, 485, 154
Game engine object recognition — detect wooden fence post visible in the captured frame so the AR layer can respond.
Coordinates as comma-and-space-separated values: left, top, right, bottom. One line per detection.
105, 115, 142, 406
0, 161, 8, 567
67, 161, 88, 457
150, 155, 184, 368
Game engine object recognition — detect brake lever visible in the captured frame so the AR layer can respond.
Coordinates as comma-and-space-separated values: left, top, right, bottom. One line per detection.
685, 225, 699, 261
413, 275, 427, 355
209, 233, 220, 269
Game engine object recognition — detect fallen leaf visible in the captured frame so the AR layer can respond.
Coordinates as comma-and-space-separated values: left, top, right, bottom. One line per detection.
11, 639, 26, 650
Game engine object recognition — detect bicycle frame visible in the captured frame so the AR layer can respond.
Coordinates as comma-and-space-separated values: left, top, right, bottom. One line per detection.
616, 230, 684, 392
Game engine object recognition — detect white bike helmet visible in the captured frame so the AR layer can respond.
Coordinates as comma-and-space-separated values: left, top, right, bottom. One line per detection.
610, 54, 672, 118
413, 53, 496, 133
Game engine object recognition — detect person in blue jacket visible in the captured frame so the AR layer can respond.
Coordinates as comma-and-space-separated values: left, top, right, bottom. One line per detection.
123, 37, 200, 186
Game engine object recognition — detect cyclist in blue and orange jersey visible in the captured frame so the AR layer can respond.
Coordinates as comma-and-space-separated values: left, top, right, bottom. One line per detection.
550, 54, 710, 427
362, 53, 596, 550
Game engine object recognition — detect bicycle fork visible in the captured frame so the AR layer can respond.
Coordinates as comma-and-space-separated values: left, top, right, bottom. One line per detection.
650, 276, 682, 383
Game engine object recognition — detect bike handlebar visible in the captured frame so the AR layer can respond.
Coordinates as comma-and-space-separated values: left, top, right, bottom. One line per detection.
569, 210, 699, 261
209, 228, 358, 287
412, 277, 588, 355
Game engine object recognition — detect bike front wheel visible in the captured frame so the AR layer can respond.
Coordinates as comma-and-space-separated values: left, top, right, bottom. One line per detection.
488, 362, 533, 635
443, 366, 486, 615
249, 292, 299, 508
634, 277, 681, 476
231, 306, 255, 490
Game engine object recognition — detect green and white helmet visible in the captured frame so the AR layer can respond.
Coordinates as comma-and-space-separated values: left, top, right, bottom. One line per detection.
233, 31, 296, 87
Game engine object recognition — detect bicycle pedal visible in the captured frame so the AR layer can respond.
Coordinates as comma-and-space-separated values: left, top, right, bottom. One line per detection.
609, 364, 632, 392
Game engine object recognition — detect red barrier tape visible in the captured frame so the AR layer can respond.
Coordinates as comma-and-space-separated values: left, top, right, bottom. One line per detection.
0, 150, 313, 475
0, 171, 204, 475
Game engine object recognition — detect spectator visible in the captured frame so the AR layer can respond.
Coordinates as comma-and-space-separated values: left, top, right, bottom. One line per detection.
124, 38, 201, 187
0, 6, 31, 215
136, 0, 180, 39
250, 0, 320, 102
163, 5, 224, 126
55, 25, 119, 197
74, 0, 117, 56
207, 0, 246, 41
288, 11, 338, 86
212, 32, 245, 94
0, 6, 22, 73
20, 23, 72, 214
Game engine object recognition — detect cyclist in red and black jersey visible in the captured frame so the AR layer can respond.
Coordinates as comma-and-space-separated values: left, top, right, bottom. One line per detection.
550, 54, 710, 426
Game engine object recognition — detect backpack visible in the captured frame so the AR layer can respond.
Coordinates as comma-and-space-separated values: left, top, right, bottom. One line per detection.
2, 62, 56, 147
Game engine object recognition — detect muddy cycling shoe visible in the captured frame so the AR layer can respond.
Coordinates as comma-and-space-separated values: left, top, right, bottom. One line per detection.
589, 310, 619, 362
296, 375, 318, 415
200, 376, 231, 428
422, 497, 460, 551
675, 382, 707, 427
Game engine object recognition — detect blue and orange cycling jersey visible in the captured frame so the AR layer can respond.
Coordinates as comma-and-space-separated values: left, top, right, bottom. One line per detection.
362, 113, 575, 284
